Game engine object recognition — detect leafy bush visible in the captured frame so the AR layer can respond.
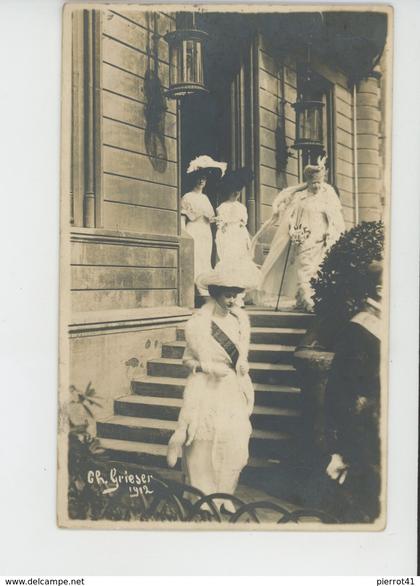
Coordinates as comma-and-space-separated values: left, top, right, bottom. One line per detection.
67, 383, 181, 521
67, 382, 107, 519
311, 221, 384, 322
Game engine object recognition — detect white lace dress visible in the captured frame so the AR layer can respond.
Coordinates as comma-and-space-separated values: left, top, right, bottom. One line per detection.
256, 184, 345, 310
215, 200, 252, 263
181, 191, 215, 295
215, 201, 259, 306
289, 189, 345, 310
174, 302, 253, 497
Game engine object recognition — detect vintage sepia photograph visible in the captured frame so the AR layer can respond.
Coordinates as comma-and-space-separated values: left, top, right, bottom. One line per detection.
58, 3, 392, 529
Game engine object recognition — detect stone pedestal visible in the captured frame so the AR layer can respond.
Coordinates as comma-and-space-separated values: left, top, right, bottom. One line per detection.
294, 349, 334, 462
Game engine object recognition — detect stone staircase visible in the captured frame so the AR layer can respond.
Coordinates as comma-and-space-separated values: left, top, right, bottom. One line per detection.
97, 309, 313, 481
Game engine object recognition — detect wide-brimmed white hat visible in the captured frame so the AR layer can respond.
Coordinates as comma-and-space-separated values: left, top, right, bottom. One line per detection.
186, 155, 227, 177
196, 260, 260, 291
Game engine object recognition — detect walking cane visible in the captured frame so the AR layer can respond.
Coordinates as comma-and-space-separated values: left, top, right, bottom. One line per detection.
275, 239, 292, 312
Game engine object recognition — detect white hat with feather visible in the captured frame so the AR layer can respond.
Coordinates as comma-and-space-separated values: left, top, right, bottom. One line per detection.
186, 155, 227, 177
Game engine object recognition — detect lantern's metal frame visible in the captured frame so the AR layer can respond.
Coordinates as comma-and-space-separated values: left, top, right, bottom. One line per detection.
164, 26, 209, 99
292, 98, 325, 150
292, 41, 325, 162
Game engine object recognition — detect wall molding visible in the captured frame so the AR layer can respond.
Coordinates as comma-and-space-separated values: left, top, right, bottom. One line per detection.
69, 306, 192, 336
70, 227, 182, 249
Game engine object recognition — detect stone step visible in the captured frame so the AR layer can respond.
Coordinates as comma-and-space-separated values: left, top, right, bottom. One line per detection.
97, 415, 295, 458
251, 327, 306, 345
131, 376, 301, 408
246, 310, 313, 329
113, 395, 300, 432
98, 437, 284, 471
147, 358, 298, 386
162, 341, 296, 363
176, 326, 306, 346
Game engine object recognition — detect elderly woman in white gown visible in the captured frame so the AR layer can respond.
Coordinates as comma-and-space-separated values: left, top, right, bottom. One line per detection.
166, 261, 260, 513
253, 160, 345, 311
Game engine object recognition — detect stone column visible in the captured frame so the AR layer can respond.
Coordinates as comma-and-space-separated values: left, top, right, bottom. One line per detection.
356, 70, 383, 222
79, 9, 102, 229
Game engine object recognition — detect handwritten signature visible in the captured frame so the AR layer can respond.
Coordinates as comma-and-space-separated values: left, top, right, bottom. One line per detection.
87, 468, 154, 497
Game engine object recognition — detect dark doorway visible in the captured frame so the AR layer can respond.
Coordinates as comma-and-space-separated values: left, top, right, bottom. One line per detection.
180, 13, 257, 216
180, 86, 231, 210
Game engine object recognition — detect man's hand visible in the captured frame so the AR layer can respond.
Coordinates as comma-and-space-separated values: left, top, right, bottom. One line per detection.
355, 395, 369, 414
326, 453, 349, 484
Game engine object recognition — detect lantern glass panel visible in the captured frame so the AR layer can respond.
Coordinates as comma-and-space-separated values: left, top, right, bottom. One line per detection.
195, 42, 203, 84
296, 103, 323, 145
165, 29, 208, 98
185, 39, 195, 82
169, 42, 179, 86
180, 40, 186, 83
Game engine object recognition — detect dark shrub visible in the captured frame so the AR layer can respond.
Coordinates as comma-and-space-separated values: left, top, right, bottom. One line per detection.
311, 221, 384, 321
299, 221, 384, 349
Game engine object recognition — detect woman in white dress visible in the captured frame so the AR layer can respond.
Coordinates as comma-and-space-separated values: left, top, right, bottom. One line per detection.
215, 168, 259, 306
253, 160, 345, 311
215, 197, 251, 263
181, 156, 227, 301
166, 261, 259, 513
181, 172, 215, 298
215, 168, 254, 263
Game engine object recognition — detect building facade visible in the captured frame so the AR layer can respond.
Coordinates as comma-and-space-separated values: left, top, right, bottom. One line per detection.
65, 8, 388, 416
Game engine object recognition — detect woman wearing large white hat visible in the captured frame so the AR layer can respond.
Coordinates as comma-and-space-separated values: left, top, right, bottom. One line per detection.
181, 156, 227, 304
166, 261, 259, 513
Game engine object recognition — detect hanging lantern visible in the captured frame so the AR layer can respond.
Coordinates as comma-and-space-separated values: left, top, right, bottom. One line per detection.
292, 46, 324, 156
164, 22, 208, 99
292, 98, 324, 150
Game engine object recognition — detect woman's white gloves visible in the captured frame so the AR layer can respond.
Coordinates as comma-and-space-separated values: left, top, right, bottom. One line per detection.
198, 359, 249, 378
166, 426, 187, 468
166, 419, 198, 467
236, 360, 249, 376
326, 453, 349, 484
200, 361, 230, 378
241, 381, 254, 416
185, 420, 197, 447
236, 361, 253, 415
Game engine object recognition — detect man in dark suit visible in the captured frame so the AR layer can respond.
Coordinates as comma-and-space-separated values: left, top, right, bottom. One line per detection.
324, 261, 383, 523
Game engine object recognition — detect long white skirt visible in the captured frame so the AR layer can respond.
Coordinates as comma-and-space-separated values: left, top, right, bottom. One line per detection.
216, 223, 251, 264
255, 240, 298, 309
216, 224, 259, 306
257, 241, 328, 311
185, 217, 213, 296
180, 369, 252, 496
295, 241, 328, 311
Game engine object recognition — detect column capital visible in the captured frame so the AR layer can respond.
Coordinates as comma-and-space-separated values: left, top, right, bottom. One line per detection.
369, 67, 382, 81
364, 64, 382, 81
